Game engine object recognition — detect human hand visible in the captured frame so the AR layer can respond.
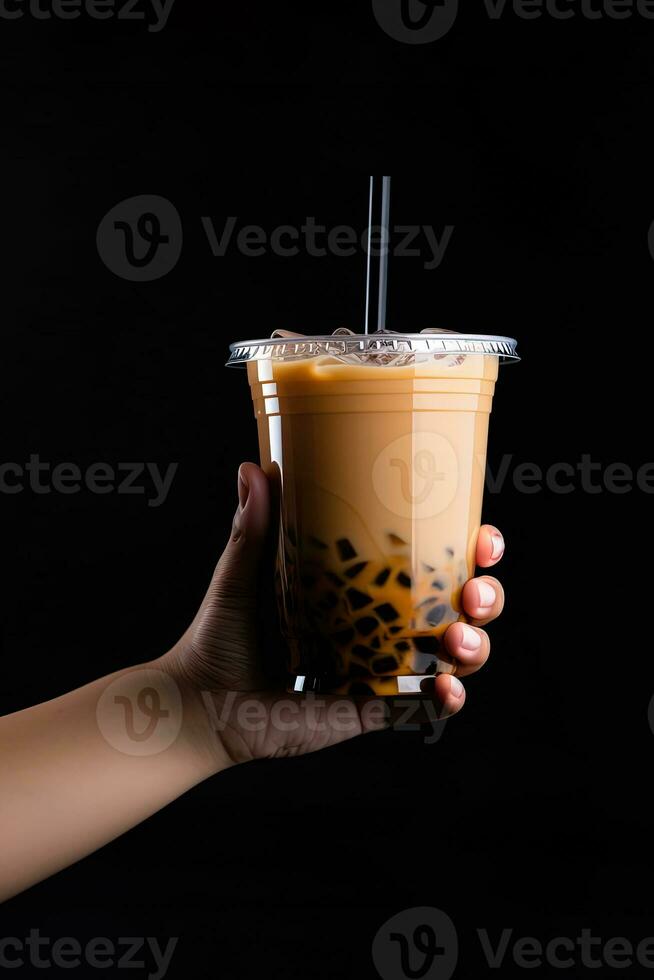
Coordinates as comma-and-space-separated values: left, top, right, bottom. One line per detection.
160, 463, 506, 767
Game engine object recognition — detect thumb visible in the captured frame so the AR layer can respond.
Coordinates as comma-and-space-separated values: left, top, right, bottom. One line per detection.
210, 462, 271, 608
169, 463, 271, 692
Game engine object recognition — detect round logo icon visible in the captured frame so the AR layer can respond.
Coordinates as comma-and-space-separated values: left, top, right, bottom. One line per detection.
96, 194, 182, 281
372, 432, 458, 520
372, 906, 458, 980
372, 0, 459, 44
96, 668, 183, 756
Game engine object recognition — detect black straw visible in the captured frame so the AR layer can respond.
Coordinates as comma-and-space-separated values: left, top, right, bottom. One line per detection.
364, 175, 391, 334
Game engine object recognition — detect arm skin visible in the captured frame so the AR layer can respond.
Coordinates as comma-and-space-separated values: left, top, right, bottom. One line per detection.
0, 661, 226, 902
0, 463, 506, 902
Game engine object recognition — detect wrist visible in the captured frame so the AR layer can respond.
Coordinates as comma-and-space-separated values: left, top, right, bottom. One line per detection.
151, 651, 237, 778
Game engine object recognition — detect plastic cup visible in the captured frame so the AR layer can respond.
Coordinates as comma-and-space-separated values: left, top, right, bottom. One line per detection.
227, 330, 518, 696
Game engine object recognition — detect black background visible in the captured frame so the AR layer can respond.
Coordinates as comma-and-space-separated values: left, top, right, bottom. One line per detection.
2, 2, 653, 978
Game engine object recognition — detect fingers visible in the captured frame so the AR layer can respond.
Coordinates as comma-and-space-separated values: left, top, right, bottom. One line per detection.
475, 525, 505, 568
461, 575, 505, 627
443, 622, 490, 678
357, 673, 466, 734
433, 673, 467, 717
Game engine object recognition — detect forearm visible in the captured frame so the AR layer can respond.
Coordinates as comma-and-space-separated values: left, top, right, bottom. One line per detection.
0, 659, 226, 902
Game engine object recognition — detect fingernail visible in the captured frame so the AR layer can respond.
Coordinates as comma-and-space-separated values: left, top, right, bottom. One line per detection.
476, 581, 496, 608
238, 469, 249, 509
490, 531, 505, 560
450, 677, 464, 699
460, 624, 482, 651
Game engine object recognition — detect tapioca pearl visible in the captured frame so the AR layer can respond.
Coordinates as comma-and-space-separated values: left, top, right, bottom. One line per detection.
344, 561, 369, 580
308, 536, 328, 550
336, 538, 357, 561
394, 641, 411, 653
416, 596, 438, 609
426, 604, 447, 627
352, 644, 375, 661
374, 567, 391, 587
396, 571, 412, 588
446, 547, 454, 557
354, 616, 378, 636
422, 561, 435, 573
374, 603, 400, 623
413, 635, 441, 654
388, 625, 403, 635
370, 636, 381, 650
431, 579, 446, 591
346, 588, 374, 611
350, 662, 374, 678
372, 655, 399, 674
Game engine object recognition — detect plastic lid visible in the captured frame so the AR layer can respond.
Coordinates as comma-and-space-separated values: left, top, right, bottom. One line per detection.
226, 328, 519, 367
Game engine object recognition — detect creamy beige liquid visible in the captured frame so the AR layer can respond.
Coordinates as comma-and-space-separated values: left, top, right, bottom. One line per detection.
247, 352, 499, 696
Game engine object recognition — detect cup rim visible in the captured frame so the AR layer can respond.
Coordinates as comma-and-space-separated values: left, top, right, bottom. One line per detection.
226, 332, 520, 367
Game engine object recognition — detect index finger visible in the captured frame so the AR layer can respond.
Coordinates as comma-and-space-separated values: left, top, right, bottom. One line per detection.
476, 525, 505, 568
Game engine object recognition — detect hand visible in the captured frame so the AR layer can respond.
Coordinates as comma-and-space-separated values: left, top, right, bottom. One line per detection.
160, 463, 506, 767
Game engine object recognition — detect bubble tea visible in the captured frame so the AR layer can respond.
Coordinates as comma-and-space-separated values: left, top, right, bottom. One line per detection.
227, 329, 518, 696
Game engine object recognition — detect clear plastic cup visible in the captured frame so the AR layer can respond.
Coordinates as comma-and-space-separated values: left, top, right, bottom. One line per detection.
227, 329, 519, 696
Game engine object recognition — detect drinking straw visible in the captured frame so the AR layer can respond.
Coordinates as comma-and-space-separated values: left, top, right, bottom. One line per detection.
364, 175, 392, 334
